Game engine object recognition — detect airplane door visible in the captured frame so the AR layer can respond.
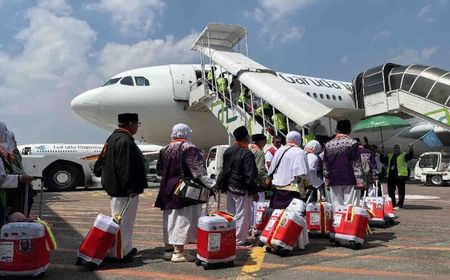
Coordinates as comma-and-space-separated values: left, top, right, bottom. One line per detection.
169, 65, 196, 101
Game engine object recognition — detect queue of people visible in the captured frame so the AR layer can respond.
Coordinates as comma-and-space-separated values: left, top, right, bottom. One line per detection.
0, 114, 414, 266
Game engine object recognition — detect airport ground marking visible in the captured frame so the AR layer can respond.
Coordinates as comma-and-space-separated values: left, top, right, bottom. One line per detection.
236, 246, 266, 279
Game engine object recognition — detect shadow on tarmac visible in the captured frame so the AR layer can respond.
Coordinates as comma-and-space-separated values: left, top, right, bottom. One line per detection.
402, 204, 442, 210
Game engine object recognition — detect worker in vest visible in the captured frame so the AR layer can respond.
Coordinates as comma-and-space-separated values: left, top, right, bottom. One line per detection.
206, 66, 216, 90
216, 74, 229, 95
381, 143, 414, 209
238, 86, 249, 112
271, 110, 287, 144
265, 135, 282, 170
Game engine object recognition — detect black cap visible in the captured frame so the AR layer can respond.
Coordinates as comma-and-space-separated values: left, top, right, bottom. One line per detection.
118, 113, 139, 124
252, 134, 266, 142
233, 126, 249, 141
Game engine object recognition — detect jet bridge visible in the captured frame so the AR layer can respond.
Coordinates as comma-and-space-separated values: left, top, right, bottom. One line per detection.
354, 63, 450, 130
188, 23, 337, 141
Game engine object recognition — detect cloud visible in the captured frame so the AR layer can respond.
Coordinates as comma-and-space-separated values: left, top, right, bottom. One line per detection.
86, 0, 166, 38
97, 33, 198, 78
0, 1, 104, 142
340, 55, 349, 65
390, 47, 438, 64
245, 0, 315, 46
372, 29, 391, 41
418, 1, 448, 22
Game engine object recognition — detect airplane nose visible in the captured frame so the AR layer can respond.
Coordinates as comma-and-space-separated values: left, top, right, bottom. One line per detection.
71, 88, 101, 114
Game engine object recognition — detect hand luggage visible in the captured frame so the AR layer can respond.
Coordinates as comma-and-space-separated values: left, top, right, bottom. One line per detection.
253, 201, 270, 236
76, 195, 135, 269
261, 199, 308, 255
383, 196, 395, 219
365, 181, 395, 225
330, 188, 369, 250
305, 188, 333, 236
0, 179, 56, 277
196, 191, 236, 270
259, 209, 284, 247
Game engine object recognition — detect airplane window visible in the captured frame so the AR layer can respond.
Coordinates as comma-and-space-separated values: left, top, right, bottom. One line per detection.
326, 94, 330, 99
319, 94, 324, 99
332, 95, 336, 100
102, 77, 121, 87
313, 93, 317, 98
120, 76, 134, 86
135, 76, 150, 86
338, 96, 343, 101
306, 92, 311, 97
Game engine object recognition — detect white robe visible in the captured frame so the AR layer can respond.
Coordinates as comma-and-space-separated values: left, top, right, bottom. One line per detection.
163, 204, 202, 245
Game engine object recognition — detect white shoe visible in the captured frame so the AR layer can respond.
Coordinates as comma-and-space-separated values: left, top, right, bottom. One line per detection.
171, 252, 196, 262
393, 206, 399, 210
163, 251, 173, 260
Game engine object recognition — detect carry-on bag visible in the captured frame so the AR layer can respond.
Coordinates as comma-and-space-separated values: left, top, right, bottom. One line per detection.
76, 195, 135, 269
305, 188, 333, 236
0, 179, 56, 277
259, 209, 284, 247
253, 201, 270, 236
196, 191, 236, 270
330, 188, 369, 249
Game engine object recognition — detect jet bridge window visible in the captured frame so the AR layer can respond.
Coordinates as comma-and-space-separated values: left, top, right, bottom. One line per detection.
120, 76, 134, 86
135, 76, 150, 86
102, 77, 121, 87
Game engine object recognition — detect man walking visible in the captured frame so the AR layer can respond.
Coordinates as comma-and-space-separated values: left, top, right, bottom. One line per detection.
323, 120, 364, 207
381, 144, 414, 209
96, 113, 147, 262
218, 126, 258, 246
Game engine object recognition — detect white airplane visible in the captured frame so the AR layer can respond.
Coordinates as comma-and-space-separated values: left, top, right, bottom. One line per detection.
18, 143, 162, 161
71, 64, 447, 154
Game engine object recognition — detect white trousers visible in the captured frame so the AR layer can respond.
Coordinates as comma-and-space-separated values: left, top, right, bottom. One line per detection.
163, 204, 202, 246
108, 196, 139, 257
329, 186, 353, 208
227, 191, 253, 244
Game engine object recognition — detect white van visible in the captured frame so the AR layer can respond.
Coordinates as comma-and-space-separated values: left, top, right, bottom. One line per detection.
415, 152, 450, 186
206, 145, 229, 179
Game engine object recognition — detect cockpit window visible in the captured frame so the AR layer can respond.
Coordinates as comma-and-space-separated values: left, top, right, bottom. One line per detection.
120, 76, 134, 86
135, 76, 150, 86
102, 77, 121, 87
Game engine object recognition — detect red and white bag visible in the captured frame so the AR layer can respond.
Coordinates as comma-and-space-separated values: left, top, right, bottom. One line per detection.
330, 189, 369, 249
0, 223, 50, 277
253, 201, 270, 235
77, 195, 135, 267
197, 211, 236, 265
306, 189, 333, 236
77, 214, 120, 265
260, 209, 284, 246
261, 199, 308, 252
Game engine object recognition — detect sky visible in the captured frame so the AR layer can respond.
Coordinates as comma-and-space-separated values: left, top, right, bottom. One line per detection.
1, 0, 449, 144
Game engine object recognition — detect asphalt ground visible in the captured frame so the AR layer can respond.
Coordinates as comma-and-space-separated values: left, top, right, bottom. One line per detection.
20, 183, 450, 280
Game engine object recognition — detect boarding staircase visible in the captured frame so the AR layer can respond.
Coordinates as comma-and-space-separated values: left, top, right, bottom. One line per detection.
354, 63, 450, 131
187, 23, 336, 142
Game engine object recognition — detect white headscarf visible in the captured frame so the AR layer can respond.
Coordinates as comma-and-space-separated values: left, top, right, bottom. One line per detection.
304, 140, 322, 155
6, 131, 15, 154
171, 123, 192, 140
0, 121, 7, 149
286, 131, 302, 146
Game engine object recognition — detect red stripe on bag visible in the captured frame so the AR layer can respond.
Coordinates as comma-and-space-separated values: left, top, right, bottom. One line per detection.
116, 229, 123, 258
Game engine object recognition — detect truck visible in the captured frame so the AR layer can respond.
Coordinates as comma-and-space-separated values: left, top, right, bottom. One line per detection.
205, 145, 229, 179
414, 151, 450, 186
19, 143, 162, 191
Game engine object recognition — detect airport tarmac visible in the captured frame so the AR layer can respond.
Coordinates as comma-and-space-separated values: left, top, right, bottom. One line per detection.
33, 183, 450, 280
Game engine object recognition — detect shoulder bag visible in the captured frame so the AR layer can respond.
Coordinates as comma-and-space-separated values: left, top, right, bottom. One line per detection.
264, 147, 292, 189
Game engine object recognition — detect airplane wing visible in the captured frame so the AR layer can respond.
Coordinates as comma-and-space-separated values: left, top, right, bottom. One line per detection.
192, 23, 334, 127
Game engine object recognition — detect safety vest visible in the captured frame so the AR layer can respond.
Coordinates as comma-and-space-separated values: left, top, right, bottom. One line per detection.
255, 103, 269, 116
387, 152, 408, 177
271, 113, 286, 130
238, 92, 247, 104
207, 71, 213, 81
216, 77, 228, 93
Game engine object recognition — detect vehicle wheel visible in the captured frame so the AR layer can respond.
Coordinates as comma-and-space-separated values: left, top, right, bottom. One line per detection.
265, 247, 273, 253
75, 257, 83, 266
87, 262, 98, 271
44, 161, 83, 191
195, 259, 202, 266
430, 175, 443, 186
203, 263, 211, 270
